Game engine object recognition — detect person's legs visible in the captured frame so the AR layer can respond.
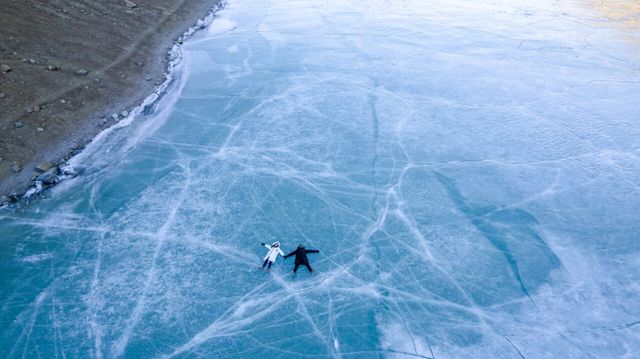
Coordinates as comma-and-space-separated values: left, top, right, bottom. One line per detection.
304, 263, 313, 272
293, 263, 300, 273
262, 259, 269, 268
267, 261, 272, 269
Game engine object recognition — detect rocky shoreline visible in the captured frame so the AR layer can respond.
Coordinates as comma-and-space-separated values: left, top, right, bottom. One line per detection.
0, 0, 224, 206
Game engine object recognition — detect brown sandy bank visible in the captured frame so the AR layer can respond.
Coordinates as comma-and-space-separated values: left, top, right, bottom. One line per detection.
0, 0, 222, 203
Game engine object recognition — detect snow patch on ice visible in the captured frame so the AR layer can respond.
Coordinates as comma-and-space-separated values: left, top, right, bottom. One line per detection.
208, 17, 236, 36
258, 21, 287, 47
19, 253, 53, 263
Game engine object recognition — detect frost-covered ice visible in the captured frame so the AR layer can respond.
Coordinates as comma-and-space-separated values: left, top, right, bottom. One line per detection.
208, 17, 237, 36
2, 0, 640, 357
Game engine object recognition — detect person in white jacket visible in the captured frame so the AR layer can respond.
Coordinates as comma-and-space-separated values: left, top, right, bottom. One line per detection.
261, 241, 285, 269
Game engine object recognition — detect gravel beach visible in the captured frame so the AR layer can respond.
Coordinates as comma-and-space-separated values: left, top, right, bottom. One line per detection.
0, 0, 220, 201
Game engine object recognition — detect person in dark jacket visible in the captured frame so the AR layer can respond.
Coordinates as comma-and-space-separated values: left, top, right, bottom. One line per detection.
284, 245, 319, 273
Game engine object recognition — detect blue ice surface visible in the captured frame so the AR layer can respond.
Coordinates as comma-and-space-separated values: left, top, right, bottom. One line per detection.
1, 0, 640, 357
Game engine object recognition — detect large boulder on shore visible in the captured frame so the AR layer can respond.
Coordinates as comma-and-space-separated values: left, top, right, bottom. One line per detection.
36, 167, 58, 185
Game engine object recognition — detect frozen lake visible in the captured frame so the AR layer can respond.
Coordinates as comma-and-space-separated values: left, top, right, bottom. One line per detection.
2, 0, 640, 357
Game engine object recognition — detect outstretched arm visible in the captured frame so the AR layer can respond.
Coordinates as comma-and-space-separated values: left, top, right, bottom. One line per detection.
284, 250, 296, 259
306, 249, 319, 253
261, 243, 272, 250
277, 248, 285, 256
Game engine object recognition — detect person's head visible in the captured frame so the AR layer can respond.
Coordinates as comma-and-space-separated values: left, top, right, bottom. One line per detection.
273, 241, 280, 247
298, 244, 304, 248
